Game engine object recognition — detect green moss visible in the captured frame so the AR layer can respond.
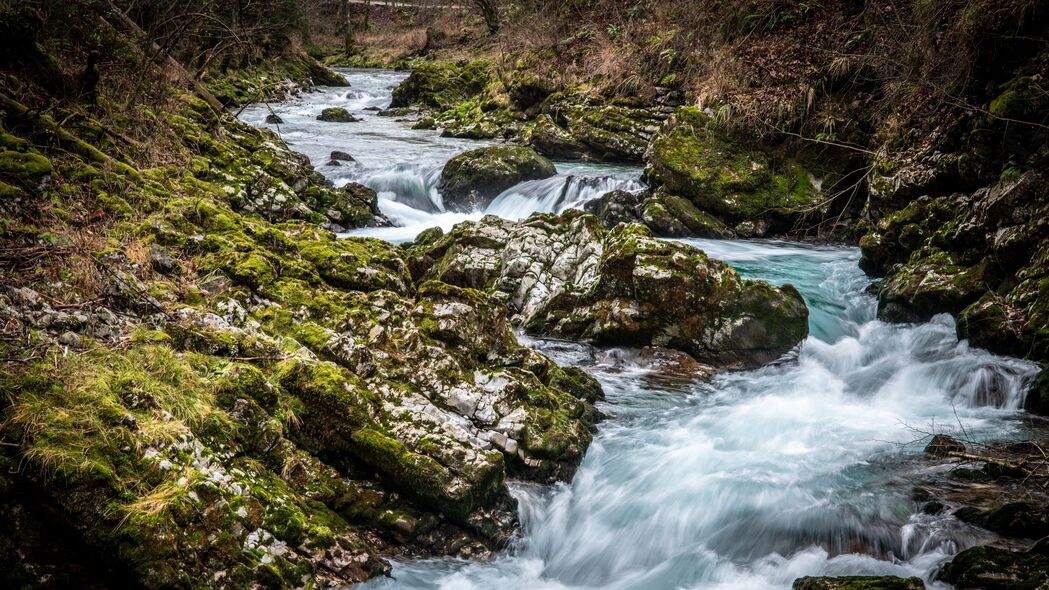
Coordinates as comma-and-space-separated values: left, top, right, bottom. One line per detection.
0, 149, 52, 181
989, 76, 1049, 121
645, 107, 818, 222
227, 253, 277, 289
390, 60, 493, 110
215, 363, 278, 411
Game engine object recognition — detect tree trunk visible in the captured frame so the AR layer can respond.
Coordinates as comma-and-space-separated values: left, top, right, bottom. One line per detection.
341, 0, 355, 54
473, 0, 499, 35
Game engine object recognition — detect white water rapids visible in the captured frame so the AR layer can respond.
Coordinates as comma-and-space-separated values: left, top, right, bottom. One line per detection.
239, 69, 1042, 589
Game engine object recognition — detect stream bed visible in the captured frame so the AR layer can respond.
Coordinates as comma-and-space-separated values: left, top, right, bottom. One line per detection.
239, 69, 1042, 590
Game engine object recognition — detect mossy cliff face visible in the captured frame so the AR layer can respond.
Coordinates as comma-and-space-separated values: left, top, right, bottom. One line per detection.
644, 106, 829, 237
411, 211, 809, 368
1, 59, 600, 590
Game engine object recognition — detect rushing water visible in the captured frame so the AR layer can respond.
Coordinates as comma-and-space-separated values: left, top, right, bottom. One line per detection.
239, 69, 643, 243
240, 70, 1042, 589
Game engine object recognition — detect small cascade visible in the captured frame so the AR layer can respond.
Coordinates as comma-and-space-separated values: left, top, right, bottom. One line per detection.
486, 173, 645, 218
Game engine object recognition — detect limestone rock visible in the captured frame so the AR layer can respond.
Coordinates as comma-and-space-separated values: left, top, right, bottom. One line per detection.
414, 211, 809, 368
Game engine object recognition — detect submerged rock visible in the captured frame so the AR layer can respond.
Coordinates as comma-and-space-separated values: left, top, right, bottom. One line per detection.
437, 146, 557, 212
412, 211, 809, 368
317, 107, 358, 122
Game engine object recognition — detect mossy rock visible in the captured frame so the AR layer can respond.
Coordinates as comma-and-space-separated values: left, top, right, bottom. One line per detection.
939, 543, 1049, 589
420, 213, 809, 368
317, 107, 358, 122
524, 114, 591, 160
792, 576, 925, 590
989, 76, 1049, 122
437, 145, 557, 212
640, 190, 734, 238
583, 189, 643, 227
645, 106, 820, 227
390, 60, 492, 111
0, 149, 53, 187
1024, 368, 1049, 416
877, 252, 993, 323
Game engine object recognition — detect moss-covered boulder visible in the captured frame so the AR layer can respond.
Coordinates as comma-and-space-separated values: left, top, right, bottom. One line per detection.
317, 107, 358, 122
413, 211, 808, 368
644, 106, 822, 233
390, 60, 492, 110
524, 113, 592, 160
583, 189, 644, 227
521, 96, 664, 163
938, 541, 1049, 589
793, 576, 925, 590
641, 189, 735, 238
438, 145, 557, 212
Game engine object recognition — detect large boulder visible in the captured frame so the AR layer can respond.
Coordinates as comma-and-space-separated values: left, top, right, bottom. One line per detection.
438, 146, 557, 212
390, 60, 492, 110
524, 96, 665, 163
412, 211, 809, 368
644, 106, 823, 234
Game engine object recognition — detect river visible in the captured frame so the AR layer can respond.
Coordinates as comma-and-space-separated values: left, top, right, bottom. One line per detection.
239, 69, 1041, 590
